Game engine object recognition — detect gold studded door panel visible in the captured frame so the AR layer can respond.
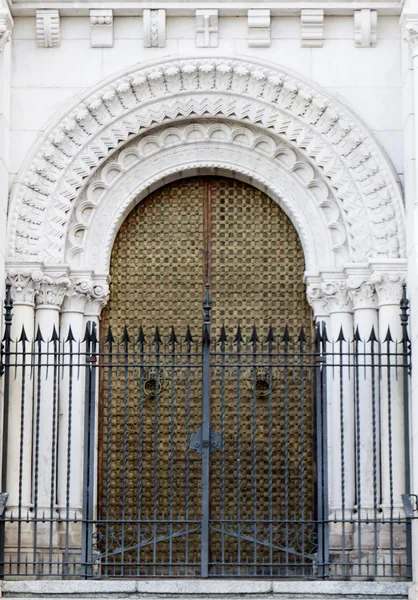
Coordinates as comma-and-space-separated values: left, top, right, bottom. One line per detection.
99, 176, 314, 577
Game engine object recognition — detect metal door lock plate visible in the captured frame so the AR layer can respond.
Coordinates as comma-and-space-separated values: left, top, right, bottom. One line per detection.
190, 428, 221, 455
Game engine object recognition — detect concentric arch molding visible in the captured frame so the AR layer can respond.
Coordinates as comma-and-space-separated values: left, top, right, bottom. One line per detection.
7, 55, 405, 268
67, 120, 344, 274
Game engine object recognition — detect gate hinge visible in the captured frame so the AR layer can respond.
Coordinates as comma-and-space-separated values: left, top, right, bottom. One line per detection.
402, 494, 418, 518
190, 428, 221, 455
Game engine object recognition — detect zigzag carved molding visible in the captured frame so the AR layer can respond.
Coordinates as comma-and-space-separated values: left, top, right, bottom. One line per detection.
8, 57, 405, 266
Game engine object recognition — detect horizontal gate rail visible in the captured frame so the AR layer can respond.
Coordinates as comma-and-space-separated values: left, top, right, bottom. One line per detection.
0, 287, 412, 580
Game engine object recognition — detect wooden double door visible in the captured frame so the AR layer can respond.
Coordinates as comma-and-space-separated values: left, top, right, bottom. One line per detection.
98, 176, 316, 577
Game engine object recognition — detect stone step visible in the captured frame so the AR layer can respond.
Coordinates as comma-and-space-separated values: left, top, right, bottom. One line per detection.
0, 580, 410, 600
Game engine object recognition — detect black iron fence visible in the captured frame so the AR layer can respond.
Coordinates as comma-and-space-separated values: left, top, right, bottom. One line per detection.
0, 285, 413, 579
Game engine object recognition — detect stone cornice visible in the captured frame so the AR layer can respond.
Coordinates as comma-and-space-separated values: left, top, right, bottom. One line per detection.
8, 1, 404, 18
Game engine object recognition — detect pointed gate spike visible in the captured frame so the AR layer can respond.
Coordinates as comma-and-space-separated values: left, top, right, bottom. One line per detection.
121, 325, 130, 344
90, 322, 98, 344
153, 326, 163, 345
298, 326, 306, 343
169, 326, 178, 345
34, 325, 44, 343
384, 325, 393, 343
82, 322, 91, 343
66, 325, 76, 343
136, 326, 145, 345
336, 326, 346, 343
50, 325, 59, 343
218, 325, 227, 343
185, 325, 193, 343
234, 324, 244, 344
18, 325, 29, 343
353, 326, 362, 343
250, 325, 259, 344
282, 325, 291, 343
368, 325, 378, 343
105, 325, 115, 344
266, 325, 275, 344
313, 323, 322, 345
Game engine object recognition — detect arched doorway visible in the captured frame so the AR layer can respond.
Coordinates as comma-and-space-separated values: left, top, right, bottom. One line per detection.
98, 176, 316, 577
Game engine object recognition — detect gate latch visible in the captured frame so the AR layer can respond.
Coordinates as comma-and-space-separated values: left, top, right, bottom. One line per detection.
190, 428, 221, 456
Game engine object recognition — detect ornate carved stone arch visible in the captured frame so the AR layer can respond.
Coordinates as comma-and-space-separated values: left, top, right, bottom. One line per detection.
7, 56, 404, 272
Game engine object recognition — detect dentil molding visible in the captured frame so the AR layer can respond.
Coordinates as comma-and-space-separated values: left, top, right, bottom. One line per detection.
8, 57, 405, 272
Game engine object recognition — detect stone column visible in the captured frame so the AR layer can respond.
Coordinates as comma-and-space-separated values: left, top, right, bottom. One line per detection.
4, 268, 39, 513
321, 275, 355, 517
347, 273, 379, 513
373, 269, 407, 513
33, 269, 69, 518
58, 275, 92, 519
82, 277, 109, 518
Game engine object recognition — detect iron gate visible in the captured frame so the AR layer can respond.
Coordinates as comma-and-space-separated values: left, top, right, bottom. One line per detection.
0, 285, 413, 579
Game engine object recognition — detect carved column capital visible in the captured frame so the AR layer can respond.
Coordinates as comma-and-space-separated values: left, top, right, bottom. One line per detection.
346, 277, 377, 311
321, 279, 353, 313
0, 10, 13, 53
35, 269, 70, 309
306, 276, 328, 318
371, 271, 405, 307
403, 17, 418, 56
84, 277, 110, 318
6, 266, 43, 306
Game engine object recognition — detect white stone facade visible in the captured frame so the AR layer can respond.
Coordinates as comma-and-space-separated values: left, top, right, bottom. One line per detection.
0, 0, 418, 591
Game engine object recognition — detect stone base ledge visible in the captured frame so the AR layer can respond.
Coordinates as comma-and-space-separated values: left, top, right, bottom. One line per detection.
0, 580, 410, 599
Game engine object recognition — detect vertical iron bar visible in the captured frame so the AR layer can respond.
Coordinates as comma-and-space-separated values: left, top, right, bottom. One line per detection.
185, 327, 193, 576
105, 328, 114, 577
219, 327, 226, 576
369, 327, 378, 576
152, 326, 162, 576
283, 327, 290, 576
121, 327, 130, 577
32, 325, 44, 574
235, 324, 243, 577
315, 323, 324, 578
169, 327, 177, 575
267, 328, 274, 577
251, 327, 258, 576
385, 328, 394, 576
337, 328, 346, 577
17, 326, 28, 576
0, 286, 13, 579
321, 323, 329, 578
81, 322, 97, 578
354, 327, 362, 577
49, 327, 59, 574
201, 284, 211, 578
64, 327, 75, 576
400, 285, 412, 578
137, 328, 144, 576
298, 328, 306, 577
